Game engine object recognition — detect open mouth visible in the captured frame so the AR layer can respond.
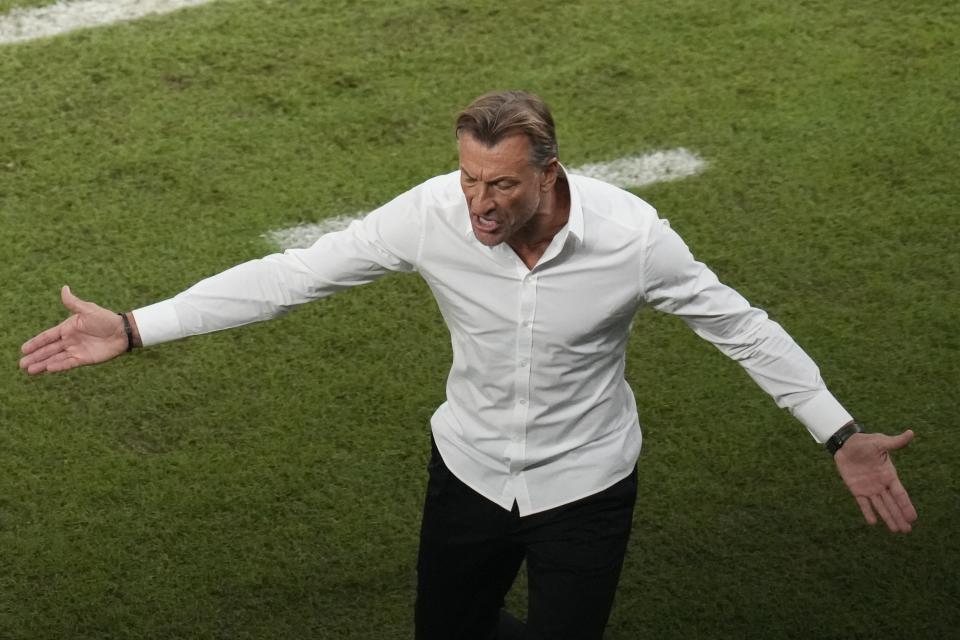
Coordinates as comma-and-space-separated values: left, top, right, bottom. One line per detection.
473, 214, 500, 233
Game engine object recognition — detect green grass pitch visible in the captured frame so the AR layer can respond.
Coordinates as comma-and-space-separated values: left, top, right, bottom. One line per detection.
1, 1, 958, 638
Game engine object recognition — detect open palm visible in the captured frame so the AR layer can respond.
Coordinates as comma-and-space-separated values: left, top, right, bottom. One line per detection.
20, 286, 127, 374
835, 430, 917, 533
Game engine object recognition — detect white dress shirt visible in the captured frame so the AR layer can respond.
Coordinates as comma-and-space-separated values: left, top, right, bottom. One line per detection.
133, 170, 852, 515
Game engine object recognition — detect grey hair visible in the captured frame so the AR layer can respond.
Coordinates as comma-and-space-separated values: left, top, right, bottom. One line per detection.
455, 91, 559, 169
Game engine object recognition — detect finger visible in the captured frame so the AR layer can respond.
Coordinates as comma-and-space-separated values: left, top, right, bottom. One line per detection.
881, 490, 911, 533
25, 352, 55, 374
25, 359, 50, 375
883, 430, 915, 452
19, 339, 67, 369
26, 349, 75, 375
889, 480, 918, 523
61, 285, 95, 315
855, 496, 877, 525
21, 323, 64, 355
39, 351, 79, 374
869, 493, 899, 533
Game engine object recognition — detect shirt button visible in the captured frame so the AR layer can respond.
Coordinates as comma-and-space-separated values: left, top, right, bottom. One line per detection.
523, 320, 531, 327
519, 360, 528, 367
518, 398, 527, 405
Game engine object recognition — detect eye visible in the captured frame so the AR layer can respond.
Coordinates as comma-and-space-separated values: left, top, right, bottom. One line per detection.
495, 181, 516, 191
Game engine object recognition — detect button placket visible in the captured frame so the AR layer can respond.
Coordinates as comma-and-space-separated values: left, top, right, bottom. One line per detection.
511, 273, 537, 471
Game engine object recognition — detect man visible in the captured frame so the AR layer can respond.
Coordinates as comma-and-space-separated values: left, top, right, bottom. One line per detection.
20, 91, 916, 639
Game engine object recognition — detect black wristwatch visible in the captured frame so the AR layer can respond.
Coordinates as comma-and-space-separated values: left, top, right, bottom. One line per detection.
825, 421, 866, 456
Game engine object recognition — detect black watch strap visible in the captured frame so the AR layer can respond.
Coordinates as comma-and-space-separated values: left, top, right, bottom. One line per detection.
826, 421, 866, 455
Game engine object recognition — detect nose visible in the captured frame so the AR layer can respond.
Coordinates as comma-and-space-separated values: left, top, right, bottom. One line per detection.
470, 184, 494, 216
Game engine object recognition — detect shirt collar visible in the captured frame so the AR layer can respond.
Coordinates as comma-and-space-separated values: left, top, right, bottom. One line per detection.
459, 164, 584, 248
563, 165, 584, 246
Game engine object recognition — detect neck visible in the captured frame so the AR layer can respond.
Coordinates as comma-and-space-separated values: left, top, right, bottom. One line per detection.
508, 176, 571, 269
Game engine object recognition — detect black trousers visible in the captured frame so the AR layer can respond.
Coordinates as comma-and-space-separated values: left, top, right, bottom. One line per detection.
415, 441, 637, 640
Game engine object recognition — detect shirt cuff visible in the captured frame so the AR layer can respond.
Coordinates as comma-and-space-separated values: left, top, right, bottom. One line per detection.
791, 391, 854, 443
131, 300, 186, 347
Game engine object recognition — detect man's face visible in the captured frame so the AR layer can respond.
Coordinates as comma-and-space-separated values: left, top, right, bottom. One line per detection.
458, 132, 551, 247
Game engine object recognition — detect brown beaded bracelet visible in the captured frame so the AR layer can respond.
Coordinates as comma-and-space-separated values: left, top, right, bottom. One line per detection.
118, 312, 134, 352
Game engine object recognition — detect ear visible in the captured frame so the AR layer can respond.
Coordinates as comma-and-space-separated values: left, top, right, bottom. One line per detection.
540, 158, 560, 192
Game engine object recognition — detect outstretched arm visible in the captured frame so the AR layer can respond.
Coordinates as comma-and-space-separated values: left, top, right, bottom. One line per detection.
21, 183, 428, 359
20, 286, 142, 375
639, 216, 917, 532
834, 429, 917, 533
640, 217, 853, 440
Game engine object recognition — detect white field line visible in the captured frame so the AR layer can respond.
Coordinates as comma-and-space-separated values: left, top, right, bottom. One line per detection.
572, 148, 706, 189
266, 148, 707, 250
265, 213, 370, 253
0, 0, 218, 45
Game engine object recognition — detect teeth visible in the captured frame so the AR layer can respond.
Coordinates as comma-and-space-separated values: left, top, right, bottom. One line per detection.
476, 215, 498, 229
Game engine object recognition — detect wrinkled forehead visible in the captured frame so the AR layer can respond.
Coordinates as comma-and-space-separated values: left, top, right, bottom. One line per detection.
457, 132, 535, 177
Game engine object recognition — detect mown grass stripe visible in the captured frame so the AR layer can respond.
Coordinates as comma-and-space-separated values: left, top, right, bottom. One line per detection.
0, 0, 218, 45
265, 148, 707, 250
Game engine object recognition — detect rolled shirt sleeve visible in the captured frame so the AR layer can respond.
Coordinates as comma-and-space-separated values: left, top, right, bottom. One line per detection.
640, 217, 852, 442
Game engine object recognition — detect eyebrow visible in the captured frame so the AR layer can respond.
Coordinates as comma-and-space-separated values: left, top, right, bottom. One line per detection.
460, 167, 519, 184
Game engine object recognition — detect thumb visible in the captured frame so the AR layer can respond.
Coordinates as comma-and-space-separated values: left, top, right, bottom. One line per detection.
61, 285, 92, 315
881, 429, 915, 452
